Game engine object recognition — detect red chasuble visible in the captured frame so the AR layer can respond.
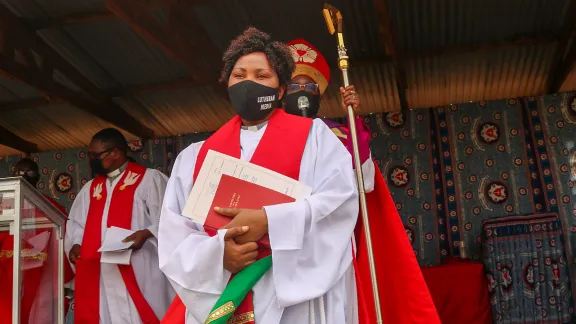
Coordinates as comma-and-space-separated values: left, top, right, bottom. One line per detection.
161, 109, 312, 324
324, 121, 440, 323
74, 162, 160, 324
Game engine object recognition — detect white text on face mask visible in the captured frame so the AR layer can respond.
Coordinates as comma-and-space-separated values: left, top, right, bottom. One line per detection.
257, 95, 276, 103
260, 103, 273, 110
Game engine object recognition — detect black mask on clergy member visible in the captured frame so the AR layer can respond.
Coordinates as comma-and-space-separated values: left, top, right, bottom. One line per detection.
14, 170, 39, 187
284, 91, 320, 118
89, 158, 107, 177
228, 80, 279, 121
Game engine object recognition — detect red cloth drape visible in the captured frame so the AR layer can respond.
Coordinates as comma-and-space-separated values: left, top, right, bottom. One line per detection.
421, 259, 492, 324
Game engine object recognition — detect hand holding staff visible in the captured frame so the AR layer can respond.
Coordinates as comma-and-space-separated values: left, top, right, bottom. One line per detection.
323, 3, 383, 323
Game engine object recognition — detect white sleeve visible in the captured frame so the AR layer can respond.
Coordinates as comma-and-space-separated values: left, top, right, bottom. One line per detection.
158, 142, 232, 302
64, 182, 91, 257
361, 153, 376, 193
144, 170, 169, 238
264, 120, 359, 307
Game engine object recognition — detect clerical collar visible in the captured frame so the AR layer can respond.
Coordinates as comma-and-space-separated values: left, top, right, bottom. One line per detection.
107, 162, 128, 179
241, 121, 268, 132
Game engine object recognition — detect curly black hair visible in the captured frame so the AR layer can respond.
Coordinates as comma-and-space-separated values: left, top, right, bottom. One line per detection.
220, 27, 295, 86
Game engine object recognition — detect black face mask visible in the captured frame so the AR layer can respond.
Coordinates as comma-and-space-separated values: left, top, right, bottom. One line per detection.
90, 158, 107, 177
284, 91, 320, 118
23, 176, 36, 186
14, 170, 39, 187
228, 80, 279, 121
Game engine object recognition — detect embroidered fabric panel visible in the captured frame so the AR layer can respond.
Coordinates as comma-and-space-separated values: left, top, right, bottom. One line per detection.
483, 214, 575, 323
0, 93, 573, 275
365, 110, 442, 266
434, 100, 536, 259
534, 93, 576, 303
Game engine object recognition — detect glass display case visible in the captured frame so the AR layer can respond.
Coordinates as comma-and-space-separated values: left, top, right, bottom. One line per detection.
0, 177, 67, 324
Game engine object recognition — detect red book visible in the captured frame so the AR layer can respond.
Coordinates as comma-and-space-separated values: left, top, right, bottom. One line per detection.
204, 174, 295, 247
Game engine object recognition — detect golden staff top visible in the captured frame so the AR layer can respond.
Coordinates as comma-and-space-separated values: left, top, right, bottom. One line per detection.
323, 4, 349, 70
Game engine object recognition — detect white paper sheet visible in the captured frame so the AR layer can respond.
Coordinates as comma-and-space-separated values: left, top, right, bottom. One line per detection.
182, 149, 312, 224
98, 226, 135, 252
101, 250, 132, 265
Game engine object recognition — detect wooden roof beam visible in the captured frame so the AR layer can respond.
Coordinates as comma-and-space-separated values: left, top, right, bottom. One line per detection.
548, 39, 576, 93
372, 0, 408, 110
30, 0, 215, 30
0, 97, 64, 113
106, 0, 221, 84
408, 31, 559, 59
0, 3, 154, 138
30, 11, 115, 30
546, 0, 576, 94
0, 124, 38, 152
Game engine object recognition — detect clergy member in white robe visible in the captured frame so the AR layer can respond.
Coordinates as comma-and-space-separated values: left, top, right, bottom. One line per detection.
158, 27, 359, 324
65, 128, 175, 324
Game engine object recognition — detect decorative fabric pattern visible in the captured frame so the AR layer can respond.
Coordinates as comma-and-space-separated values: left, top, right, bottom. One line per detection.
483, 214, 574, 323
1, 94, 576, 320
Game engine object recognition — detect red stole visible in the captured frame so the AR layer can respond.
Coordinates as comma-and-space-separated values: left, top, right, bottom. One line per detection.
74, 162, 160, 324
355, 166, 441, 323
161, 109, 312, 323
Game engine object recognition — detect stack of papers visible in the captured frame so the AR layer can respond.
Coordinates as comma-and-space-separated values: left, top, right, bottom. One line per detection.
98, 226, 134, 265
183, 150, 312, 225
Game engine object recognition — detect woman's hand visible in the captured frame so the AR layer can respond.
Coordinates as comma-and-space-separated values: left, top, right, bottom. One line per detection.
340, 85, 360, 115
223, 226, 258, 273
216, 207, 268, 244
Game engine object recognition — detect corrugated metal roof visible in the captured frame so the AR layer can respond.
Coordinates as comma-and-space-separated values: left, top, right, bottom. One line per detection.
0, 0, 574, 156
121, 86, 234, 137
38, 28, 120, 89
560, 61, 576, 92
0, 104, 135, 151
61, 19, 190, 88
2, 0, 105, 20
0, 77, 42, 103
38, 18, 191, 89
319, 62, 399, 117
0, 144, 21, 157
406, 42, 556, 109
388, 0, 568, 54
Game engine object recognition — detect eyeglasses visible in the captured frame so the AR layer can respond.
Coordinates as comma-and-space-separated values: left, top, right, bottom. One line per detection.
88, 149, 112, 160
286, 83, 320, 95
14, 170, 36, 177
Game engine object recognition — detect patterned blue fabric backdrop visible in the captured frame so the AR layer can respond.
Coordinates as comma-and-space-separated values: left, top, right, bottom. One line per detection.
2, 92, 576, 320
483, 214, 573, 323
364, 111, 448, 266
433, 100, 539, 260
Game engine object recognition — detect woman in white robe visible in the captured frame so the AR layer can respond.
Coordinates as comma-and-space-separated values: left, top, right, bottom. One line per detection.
158, 27, 360, 324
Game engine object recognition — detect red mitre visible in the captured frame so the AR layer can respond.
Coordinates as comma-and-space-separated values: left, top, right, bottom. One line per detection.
286, 39, 331, 94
